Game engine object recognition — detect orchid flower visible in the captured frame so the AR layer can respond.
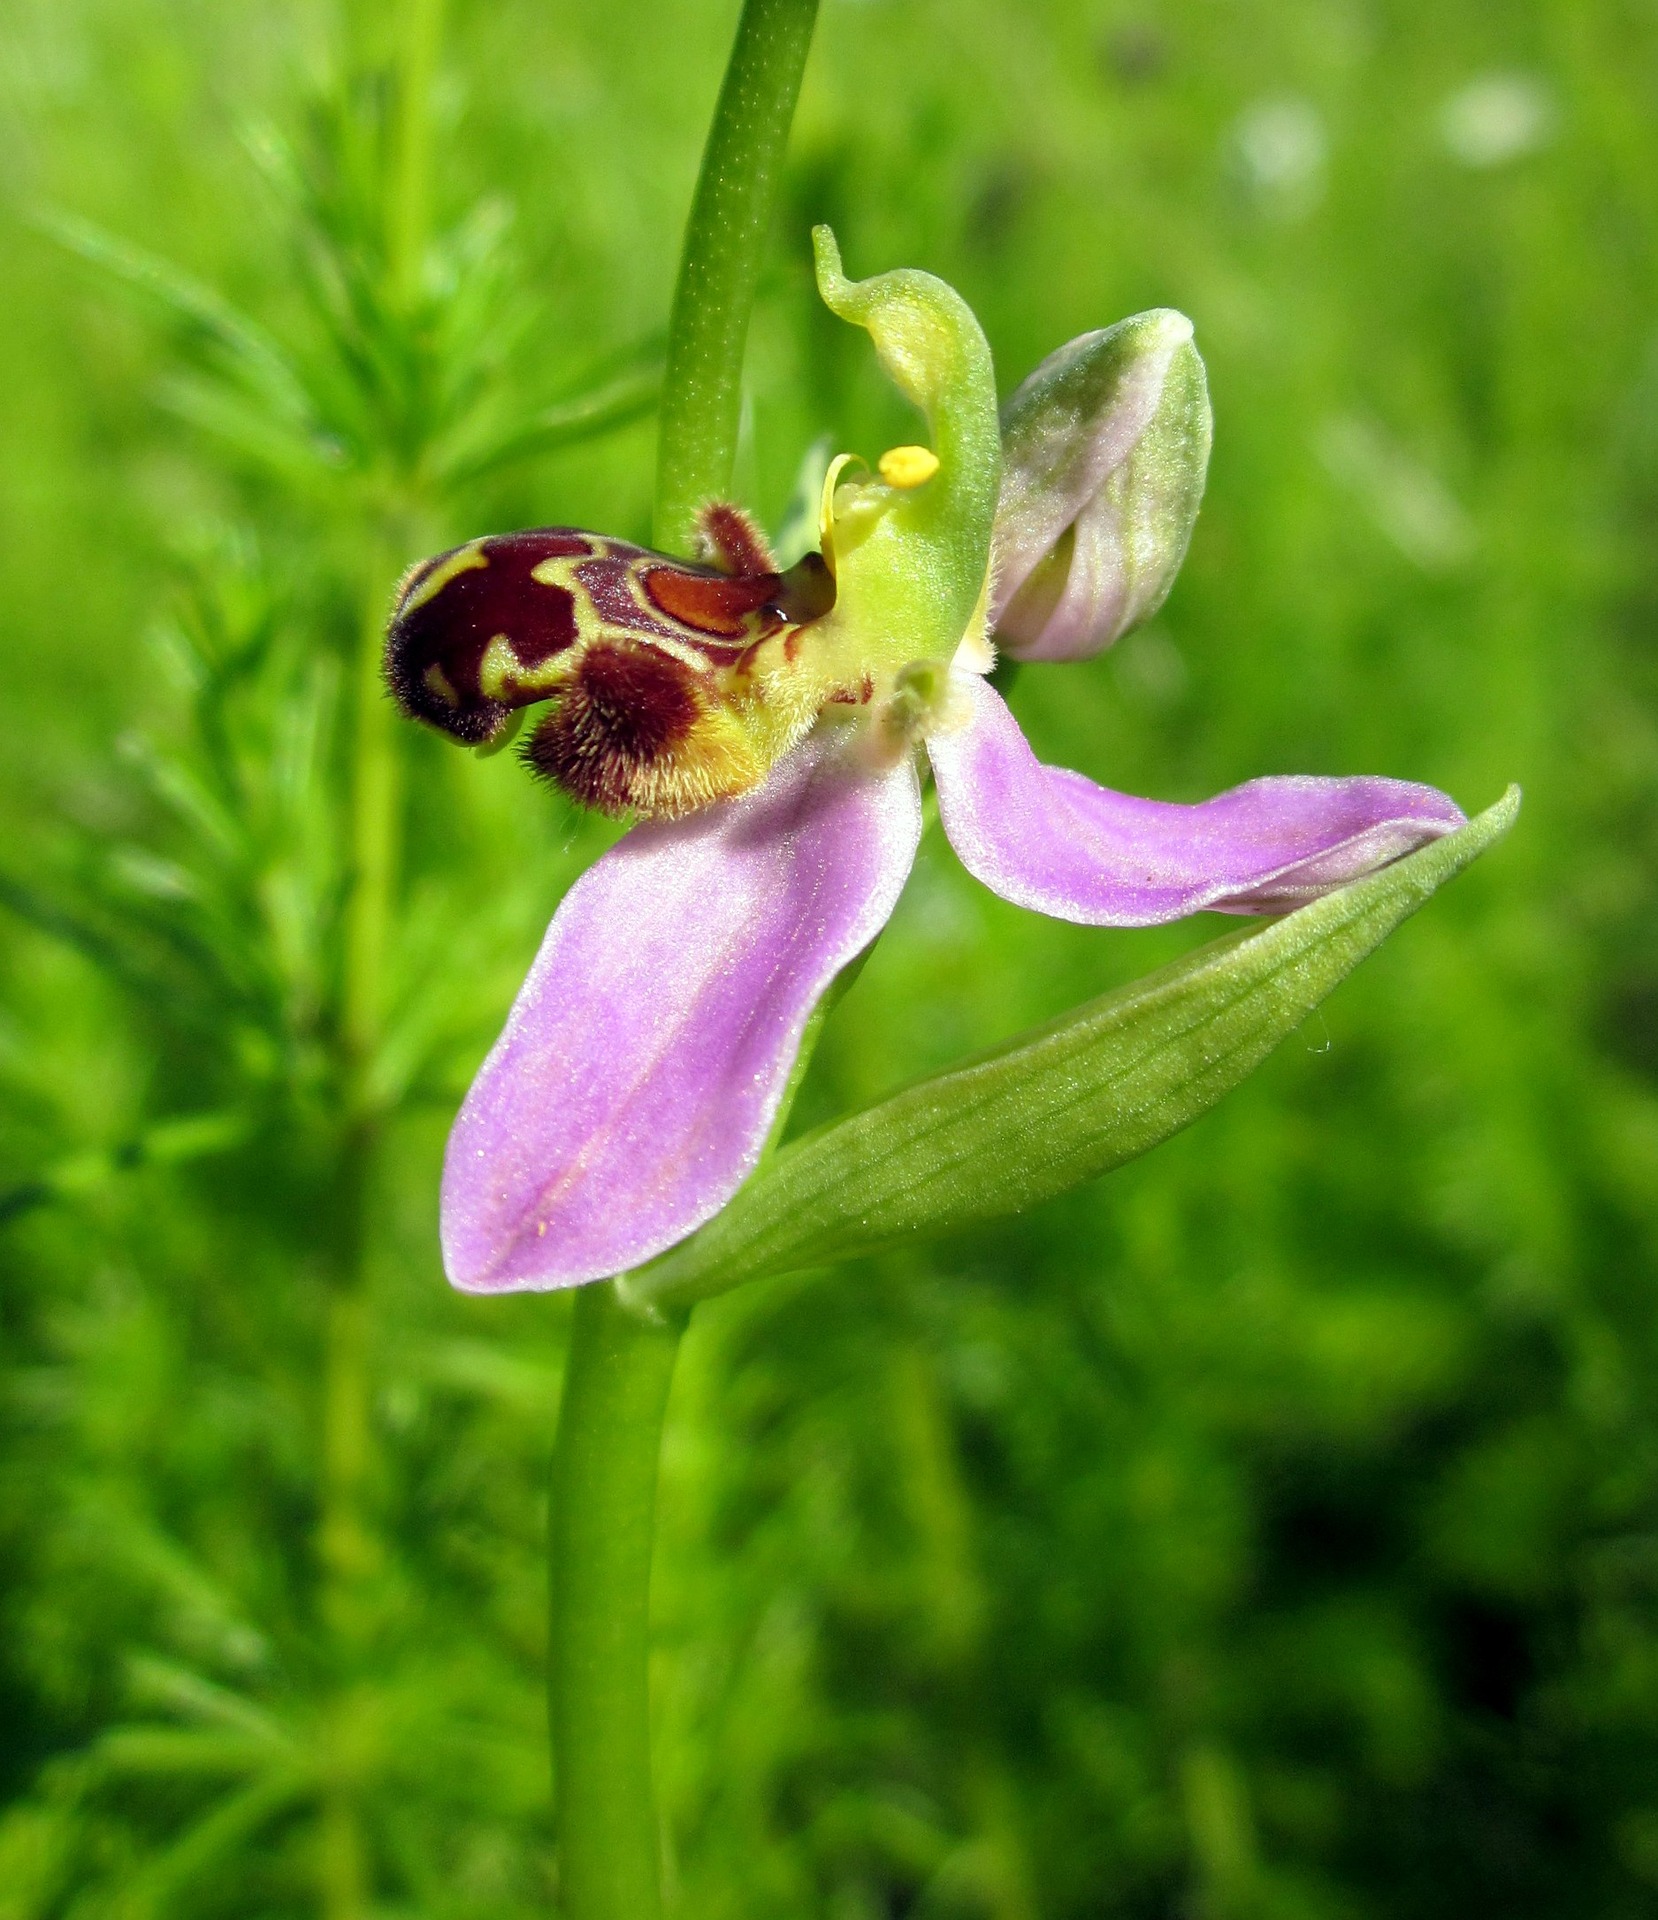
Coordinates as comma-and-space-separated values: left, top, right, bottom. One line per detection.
385, 229, 1464, 1294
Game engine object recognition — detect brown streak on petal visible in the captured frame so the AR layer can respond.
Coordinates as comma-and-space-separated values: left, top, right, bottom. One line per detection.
642, 564, 778, 639
827, 673, 876, 706
526, 644, 701, 814
696, 501, 777, 577
576, 556, 694, 641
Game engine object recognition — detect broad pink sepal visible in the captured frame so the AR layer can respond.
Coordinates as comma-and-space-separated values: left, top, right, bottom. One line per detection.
441, 728, 922, 1292
928, 674, 1465, 925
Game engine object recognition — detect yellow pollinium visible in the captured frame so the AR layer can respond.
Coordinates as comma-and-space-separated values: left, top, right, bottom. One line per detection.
877, 444, 941, 489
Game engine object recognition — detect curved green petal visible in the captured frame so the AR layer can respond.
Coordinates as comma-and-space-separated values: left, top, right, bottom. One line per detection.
810, 226, 1001, 675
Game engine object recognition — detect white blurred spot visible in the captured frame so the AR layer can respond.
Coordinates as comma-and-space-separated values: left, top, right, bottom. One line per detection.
1232, 97, 1327, 218
1439, 72, 1556, 169
907, 857, 981, 949
1112, 626, 1190, 707
1317, 413, 1476, 572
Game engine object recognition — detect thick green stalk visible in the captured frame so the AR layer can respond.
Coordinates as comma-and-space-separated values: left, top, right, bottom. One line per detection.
549, 5, 820, 1913
543, 960, 835, 1920
653, 0, 820, 553
389, 0, 444, 310
548, 1288, 684, 1920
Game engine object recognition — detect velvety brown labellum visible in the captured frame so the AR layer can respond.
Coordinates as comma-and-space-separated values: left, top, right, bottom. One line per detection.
383, 512, 836, 817
525, 643, 706, 816
386, 530, 590, 745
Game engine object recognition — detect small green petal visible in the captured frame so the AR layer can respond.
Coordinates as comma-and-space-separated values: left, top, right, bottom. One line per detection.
809, 226, 1001, 677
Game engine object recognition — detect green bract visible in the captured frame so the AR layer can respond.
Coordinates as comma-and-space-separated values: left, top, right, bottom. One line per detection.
621, 786, 1520, 1316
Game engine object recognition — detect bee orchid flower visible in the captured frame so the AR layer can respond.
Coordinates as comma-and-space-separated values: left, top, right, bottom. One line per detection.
386, 229, 1464, 1294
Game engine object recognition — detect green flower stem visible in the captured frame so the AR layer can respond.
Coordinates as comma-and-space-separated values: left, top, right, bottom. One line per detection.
653, 0, 821, 554
548, 1287, 685, 1920
390, 0, 444, 311
321, 10, 446, 1909
318, 1250, 374, 1920
545, 1003, 832, 1918
342, 534, 403, 1075
549, 5, 820, 1911
315, 528, 406, 1920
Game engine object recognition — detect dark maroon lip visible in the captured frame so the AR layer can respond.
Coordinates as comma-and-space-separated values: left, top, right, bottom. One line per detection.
384, 521, 837, 757
524, 642, 706, 817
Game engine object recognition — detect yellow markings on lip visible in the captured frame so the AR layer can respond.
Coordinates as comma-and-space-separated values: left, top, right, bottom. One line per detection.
878, 444, 940, 489
422, 662, 460, 708
397, 539, 488, 619
477, 636, 519, 702
529, 549, 591, 589
478, 629, 717, 708
478, 633, 571, 702
636, 630, 720, 676
523, 545, 718, 675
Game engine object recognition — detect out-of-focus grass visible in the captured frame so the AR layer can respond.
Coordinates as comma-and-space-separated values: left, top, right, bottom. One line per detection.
2, 1, 1657, 1916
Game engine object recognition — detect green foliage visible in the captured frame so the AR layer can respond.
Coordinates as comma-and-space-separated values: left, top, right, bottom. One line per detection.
0, 2, 1652, 1918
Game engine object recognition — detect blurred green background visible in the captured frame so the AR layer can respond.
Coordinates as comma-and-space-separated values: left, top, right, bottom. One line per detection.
1, 0, 1654, 1913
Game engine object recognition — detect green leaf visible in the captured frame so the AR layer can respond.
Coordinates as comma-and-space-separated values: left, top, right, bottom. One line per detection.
105, 1771, 304, 1920
622, 788, 1520, 1315
0, 1111, 252, 1227
39, 209, 315, 427
156, 372, 345, 483
434, 364, 662, 486
91, 1728, 281, 1779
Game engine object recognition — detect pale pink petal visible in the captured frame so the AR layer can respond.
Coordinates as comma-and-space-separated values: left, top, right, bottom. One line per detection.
442, 730, 922, 1292
928, 673, 1465, 925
